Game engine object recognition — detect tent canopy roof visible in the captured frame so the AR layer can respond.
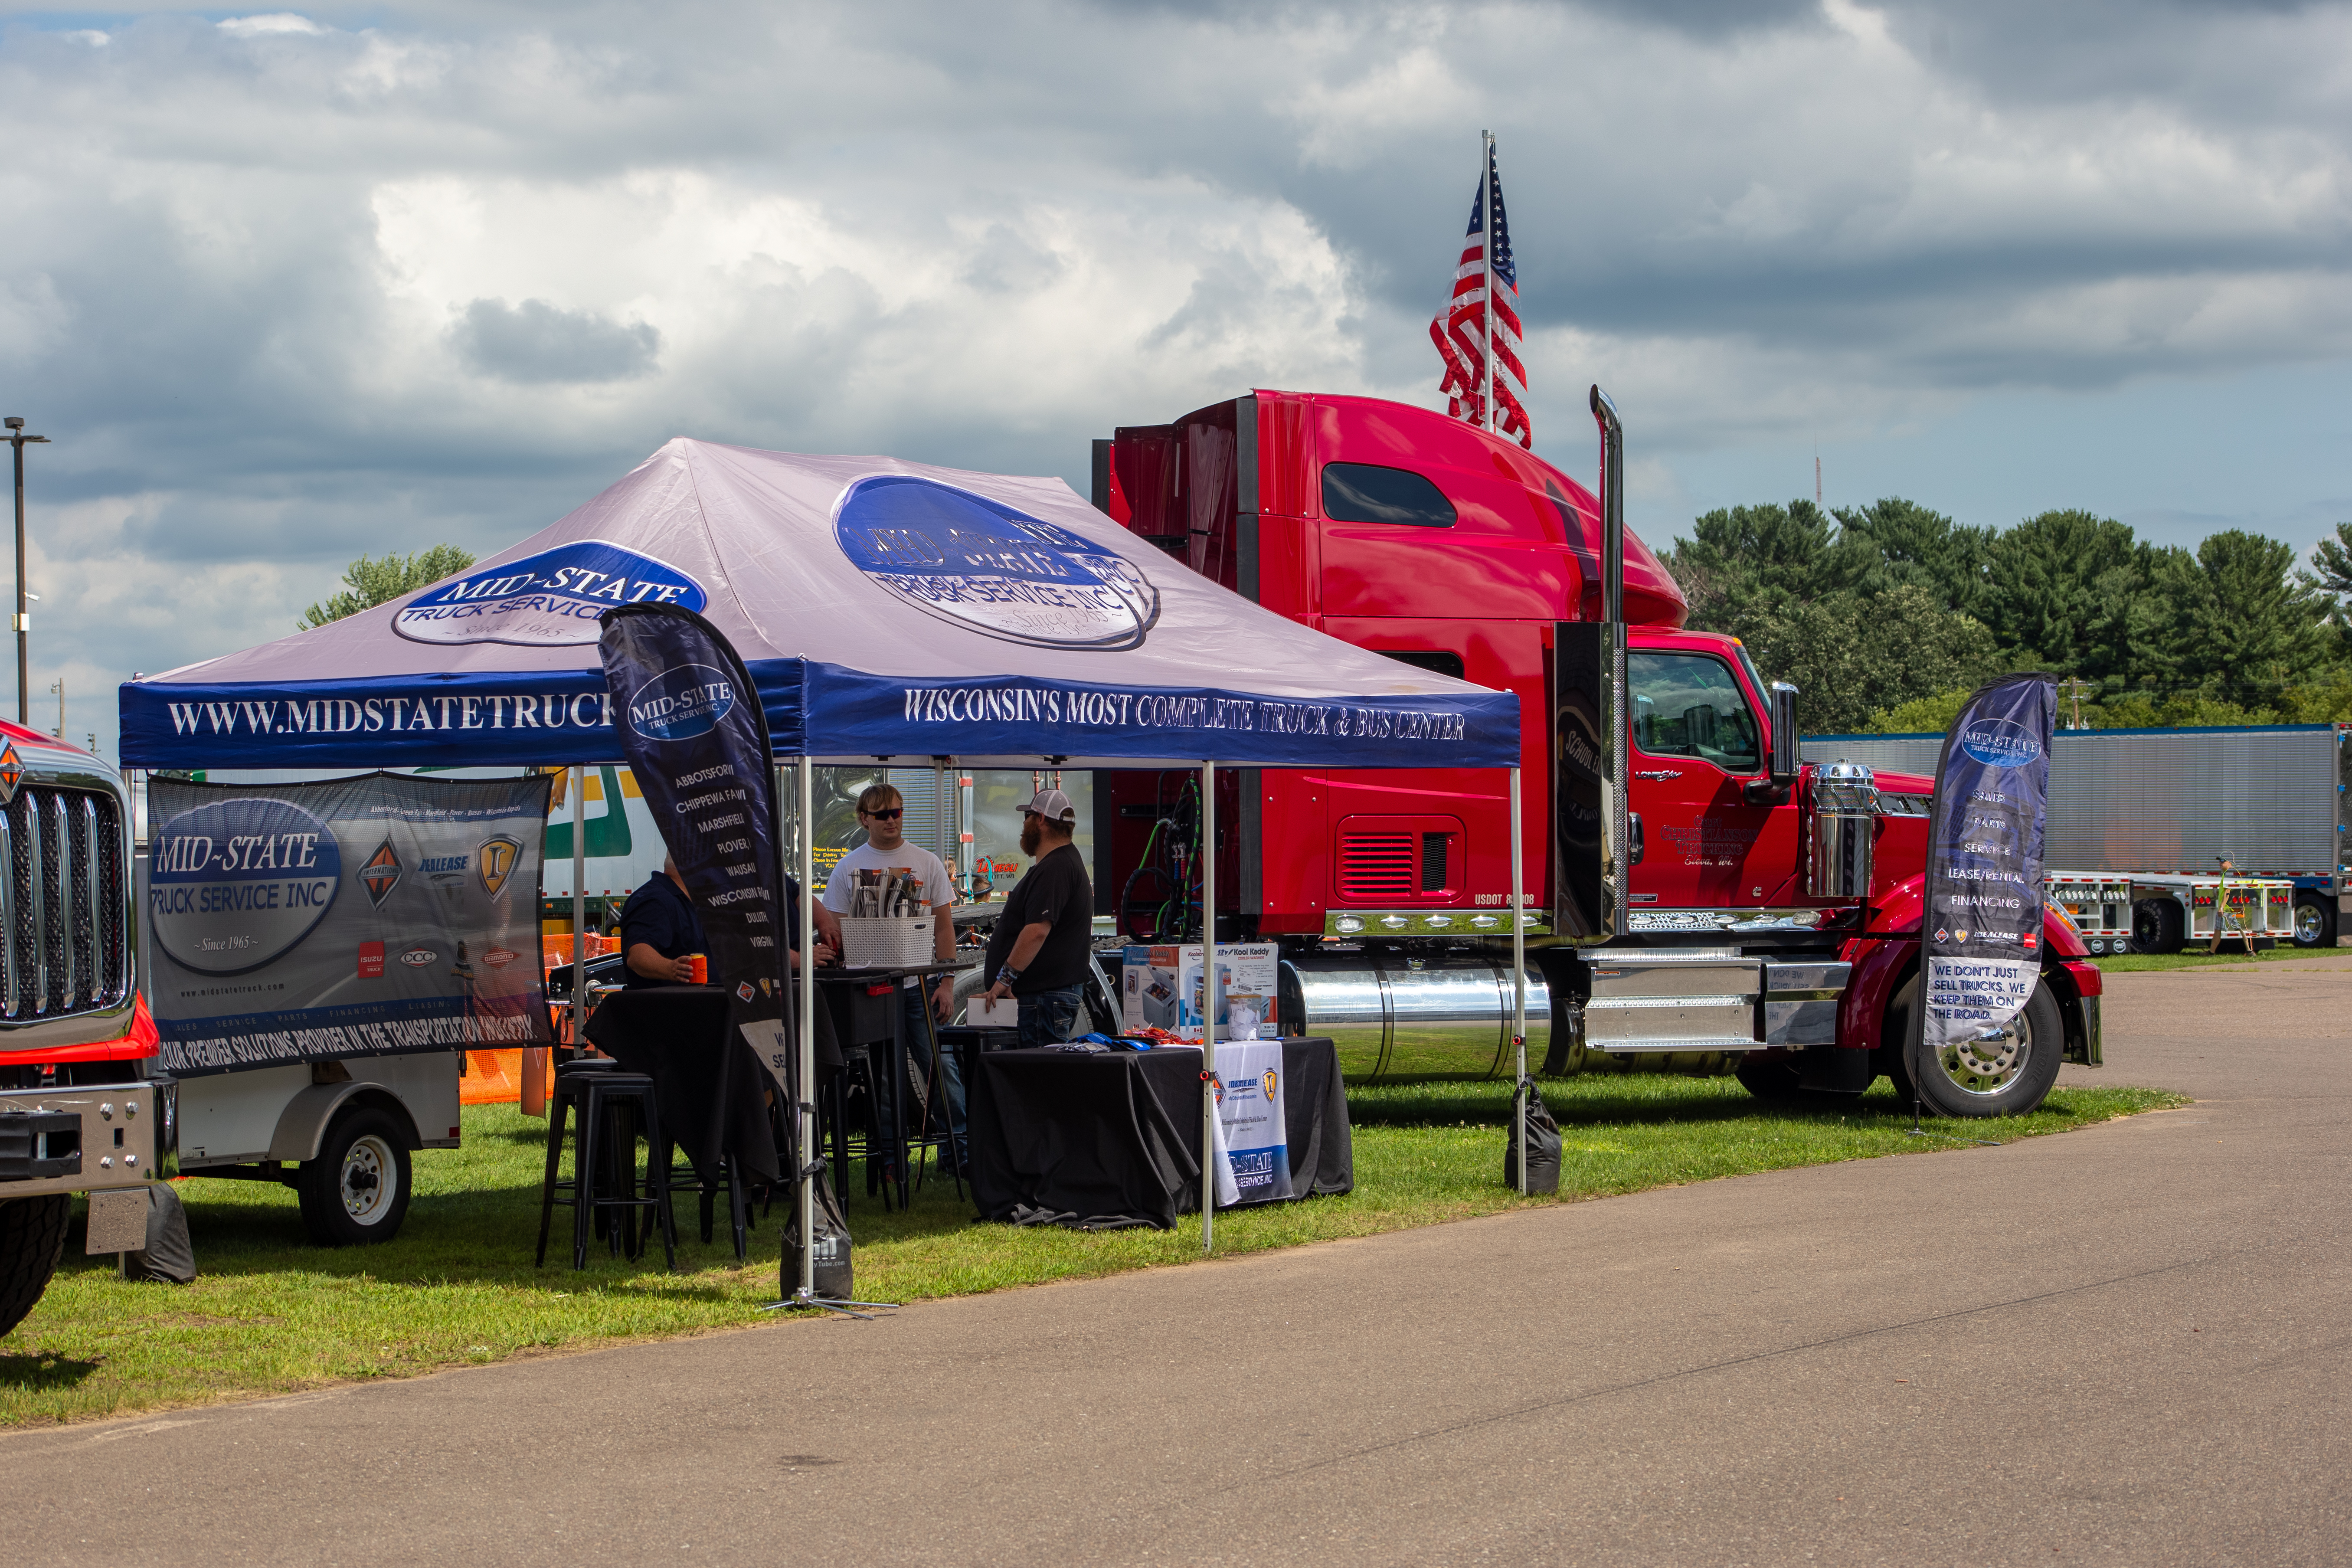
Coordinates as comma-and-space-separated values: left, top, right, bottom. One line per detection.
122, 440, 1521, 771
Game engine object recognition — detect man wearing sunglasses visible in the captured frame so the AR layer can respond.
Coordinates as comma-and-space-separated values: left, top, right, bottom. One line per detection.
820, 782, 966, 1169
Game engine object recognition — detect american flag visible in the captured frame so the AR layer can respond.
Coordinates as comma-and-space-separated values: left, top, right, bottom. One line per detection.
1429, 141, 1530, 448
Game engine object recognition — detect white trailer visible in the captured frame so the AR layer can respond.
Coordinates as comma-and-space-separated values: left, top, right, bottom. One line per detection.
1805, 724, 2350, 952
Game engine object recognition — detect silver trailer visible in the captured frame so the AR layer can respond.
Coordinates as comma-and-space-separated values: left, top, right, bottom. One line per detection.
1803, 724, 2351, 950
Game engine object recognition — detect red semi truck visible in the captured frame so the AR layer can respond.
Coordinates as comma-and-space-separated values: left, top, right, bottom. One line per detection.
1086, 390, 2102, 1117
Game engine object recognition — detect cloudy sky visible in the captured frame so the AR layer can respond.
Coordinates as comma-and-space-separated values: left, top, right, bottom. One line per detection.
3, 0, 2349, 756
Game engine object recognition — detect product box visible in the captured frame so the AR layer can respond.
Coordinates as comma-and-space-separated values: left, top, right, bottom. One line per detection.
1122, 943, 1279, 1040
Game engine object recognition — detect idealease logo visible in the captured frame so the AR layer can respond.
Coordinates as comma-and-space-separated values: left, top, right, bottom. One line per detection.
627, 664, 736, 742
834, 475, 1158, 650
394, 540, 706, 648
1958, 718, 2041, 769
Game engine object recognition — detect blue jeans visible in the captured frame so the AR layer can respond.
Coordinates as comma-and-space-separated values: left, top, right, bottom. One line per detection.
1017, 985, 1085, 1051
900, 983, 968, 1172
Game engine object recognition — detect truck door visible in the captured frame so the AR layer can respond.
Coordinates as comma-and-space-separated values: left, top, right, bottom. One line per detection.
1626, 649, 1795, 908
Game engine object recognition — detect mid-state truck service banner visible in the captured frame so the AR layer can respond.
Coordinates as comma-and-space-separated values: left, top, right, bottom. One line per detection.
1920, 676, 2057, 1057
147, 773, 553, 1077
597, 603, 796, 1114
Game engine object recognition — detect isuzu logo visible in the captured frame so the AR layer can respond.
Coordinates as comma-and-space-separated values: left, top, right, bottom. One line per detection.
394, 540, 706, 648
833, 475, 1158, 651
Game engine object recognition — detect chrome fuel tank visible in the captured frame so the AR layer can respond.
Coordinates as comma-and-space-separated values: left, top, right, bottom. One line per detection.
1280, 957, 1550, 1081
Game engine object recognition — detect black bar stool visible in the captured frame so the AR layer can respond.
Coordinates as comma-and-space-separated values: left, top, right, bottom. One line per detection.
537, 1062, 677, 1271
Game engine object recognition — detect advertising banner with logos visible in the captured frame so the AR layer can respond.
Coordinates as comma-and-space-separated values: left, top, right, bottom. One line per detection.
147, 773, 553, 1077
120, 441, 1518, 772
1207, 1039, 1292, 1207
595, 603, 795, 1099
1920, 675, 2058, 1056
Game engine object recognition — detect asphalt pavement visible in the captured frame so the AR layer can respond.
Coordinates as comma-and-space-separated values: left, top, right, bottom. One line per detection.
9, 960, 2349, 1565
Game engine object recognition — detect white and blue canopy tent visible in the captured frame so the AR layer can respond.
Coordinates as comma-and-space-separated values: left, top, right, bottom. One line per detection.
121, 438, 1530, 1267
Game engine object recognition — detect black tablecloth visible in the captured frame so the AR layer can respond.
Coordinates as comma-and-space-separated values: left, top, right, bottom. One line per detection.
584, 987, 781, 1185
967, 1037, 1353, 1229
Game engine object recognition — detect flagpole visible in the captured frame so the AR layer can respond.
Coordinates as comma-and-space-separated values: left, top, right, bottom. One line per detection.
1481, 129, 1495, 434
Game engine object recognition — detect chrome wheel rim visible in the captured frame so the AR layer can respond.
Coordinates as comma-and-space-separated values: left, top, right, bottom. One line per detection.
1938, 1010, 2032, 1097
2295, 903, 2322, 944
340, 1134, 396, 1224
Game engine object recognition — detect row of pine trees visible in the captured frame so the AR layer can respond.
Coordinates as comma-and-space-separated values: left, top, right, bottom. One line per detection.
1664, 502, 2352, 735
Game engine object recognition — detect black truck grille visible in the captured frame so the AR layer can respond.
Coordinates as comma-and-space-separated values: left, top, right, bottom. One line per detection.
1, 787, 129, 1019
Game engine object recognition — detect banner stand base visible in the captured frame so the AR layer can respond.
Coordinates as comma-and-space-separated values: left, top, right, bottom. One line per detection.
760, 1289, 898, 1320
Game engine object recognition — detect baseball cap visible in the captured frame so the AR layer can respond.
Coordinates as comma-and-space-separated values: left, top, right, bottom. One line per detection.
1021, 787, 1077, 825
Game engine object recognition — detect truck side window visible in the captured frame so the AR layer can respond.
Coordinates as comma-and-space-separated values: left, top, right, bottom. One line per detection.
1322, 463, 1458, 527
1629, 652, 1762, 774
1374, 648, 1466, 679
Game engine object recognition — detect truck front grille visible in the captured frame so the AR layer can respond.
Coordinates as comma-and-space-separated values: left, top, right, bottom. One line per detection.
0, 787, 129, 1019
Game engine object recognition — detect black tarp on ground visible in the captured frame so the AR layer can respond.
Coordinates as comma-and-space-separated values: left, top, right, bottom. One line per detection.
966, 1038, 1353, 1229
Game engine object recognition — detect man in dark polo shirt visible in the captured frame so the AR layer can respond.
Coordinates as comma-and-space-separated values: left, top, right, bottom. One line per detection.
978, 788, 1095, 1048
621, 854, 837, 988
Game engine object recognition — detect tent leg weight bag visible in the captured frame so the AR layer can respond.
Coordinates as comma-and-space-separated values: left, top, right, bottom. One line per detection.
1503, 1083, 1561, 1196
125, 1185, 197, 1285
783, 1168, 854, 1303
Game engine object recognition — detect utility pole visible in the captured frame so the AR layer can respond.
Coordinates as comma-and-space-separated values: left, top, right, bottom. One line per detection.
49, 677, 62, 740
2058, 676, 2094, 730
5, 417, 50, 726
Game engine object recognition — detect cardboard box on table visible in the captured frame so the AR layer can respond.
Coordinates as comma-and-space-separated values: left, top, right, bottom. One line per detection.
1121, 943, 1278, 1040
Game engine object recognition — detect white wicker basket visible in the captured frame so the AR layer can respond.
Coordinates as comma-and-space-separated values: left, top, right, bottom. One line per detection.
838, 914, 934, 969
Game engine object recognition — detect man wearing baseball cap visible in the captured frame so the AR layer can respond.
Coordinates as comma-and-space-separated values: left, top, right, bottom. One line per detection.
979, 787, 1096, 1048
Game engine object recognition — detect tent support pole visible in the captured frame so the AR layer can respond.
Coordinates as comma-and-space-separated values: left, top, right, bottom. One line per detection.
795, 756, 818, 1302
1511, 764, 1527, 1195
1199, 759, 1217, 1252
572, 766, 586, 1051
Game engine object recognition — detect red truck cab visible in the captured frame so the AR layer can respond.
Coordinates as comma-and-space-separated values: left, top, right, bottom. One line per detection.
1093, 389, 2098, 1114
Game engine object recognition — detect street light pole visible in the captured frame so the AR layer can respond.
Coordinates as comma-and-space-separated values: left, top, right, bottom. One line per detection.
5, 417, 50, 727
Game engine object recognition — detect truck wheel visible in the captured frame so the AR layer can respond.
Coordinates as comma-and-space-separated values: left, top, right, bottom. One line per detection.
0, 1195, 69, 1337
2130, 898, 2185, 955
1734, 1054, 1806, 1102
2292, 894, 2337, 949
297, 1107, 413, 1247
1907, 979, 2064, 1119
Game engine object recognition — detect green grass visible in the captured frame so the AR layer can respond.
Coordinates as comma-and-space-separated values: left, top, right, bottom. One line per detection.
2093, 944, 2349, 972
0, 1075, 2183, 1426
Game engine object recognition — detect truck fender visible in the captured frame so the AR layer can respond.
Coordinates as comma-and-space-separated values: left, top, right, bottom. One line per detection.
266, 1084, 423, 1165
1836, 874, 2092, 1061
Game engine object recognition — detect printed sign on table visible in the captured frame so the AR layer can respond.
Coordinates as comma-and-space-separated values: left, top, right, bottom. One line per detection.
147, 772, 553, 1076
1209, 1039, 1292, 1207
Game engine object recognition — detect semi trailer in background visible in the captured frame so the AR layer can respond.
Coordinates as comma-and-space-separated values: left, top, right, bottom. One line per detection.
1803, 727, 2350, 952
1081, 389, 2103, 1118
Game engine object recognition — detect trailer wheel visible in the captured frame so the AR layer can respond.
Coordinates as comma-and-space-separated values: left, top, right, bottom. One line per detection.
297, 1107, 413, 1247
1908, 979, 2064, 1119
2292, 894, 2337, 949
0, 1195, 69, 1338
2130, 897, 2185, 955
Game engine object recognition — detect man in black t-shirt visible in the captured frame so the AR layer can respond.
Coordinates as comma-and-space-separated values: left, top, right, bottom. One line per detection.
980, 788, 1095, 1048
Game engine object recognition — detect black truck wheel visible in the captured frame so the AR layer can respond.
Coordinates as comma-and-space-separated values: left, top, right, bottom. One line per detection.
2131, 897, 2185, 955
1734, 1054, 1806, 1102
2292, 894, 2337, 949
297, 1106, 413, 1247
0, 1195, 70, 1337
1907, 979, 2064, 1119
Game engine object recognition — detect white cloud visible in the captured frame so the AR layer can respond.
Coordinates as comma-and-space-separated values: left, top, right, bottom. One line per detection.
216, 14, 324, 37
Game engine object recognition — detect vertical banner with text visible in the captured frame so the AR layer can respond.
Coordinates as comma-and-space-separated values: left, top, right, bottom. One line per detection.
1921, 674, 2057, 1057
596, 604, 793, 1114
147, 772, 553, 1076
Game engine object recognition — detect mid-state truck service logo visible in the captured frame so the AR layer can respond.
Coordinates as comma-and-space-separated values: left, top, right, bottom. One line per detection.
833, 474, 1159, 651
149, 797, 344, 975
626, 664, 736, 743
1958, 717, 2042, 769
393, 540, 707, 648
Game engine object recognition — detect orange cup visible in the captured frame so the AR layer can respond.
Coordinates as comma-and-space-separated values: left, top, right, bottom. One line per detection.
688, 954, 708, 985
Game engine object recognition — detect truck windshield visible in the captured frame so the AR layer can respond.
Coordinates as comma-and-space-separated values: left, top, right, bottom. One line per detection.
1629, 652, 1762, 774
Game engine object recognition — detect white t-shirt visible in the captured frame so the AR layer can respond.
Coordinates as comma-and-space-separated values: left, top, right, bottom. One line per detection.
821, 839, 955, 914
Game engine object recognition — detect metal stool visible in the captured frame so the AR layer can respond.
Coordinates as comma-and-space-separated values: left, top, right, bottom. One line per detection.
536, 1064, 677, 1271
